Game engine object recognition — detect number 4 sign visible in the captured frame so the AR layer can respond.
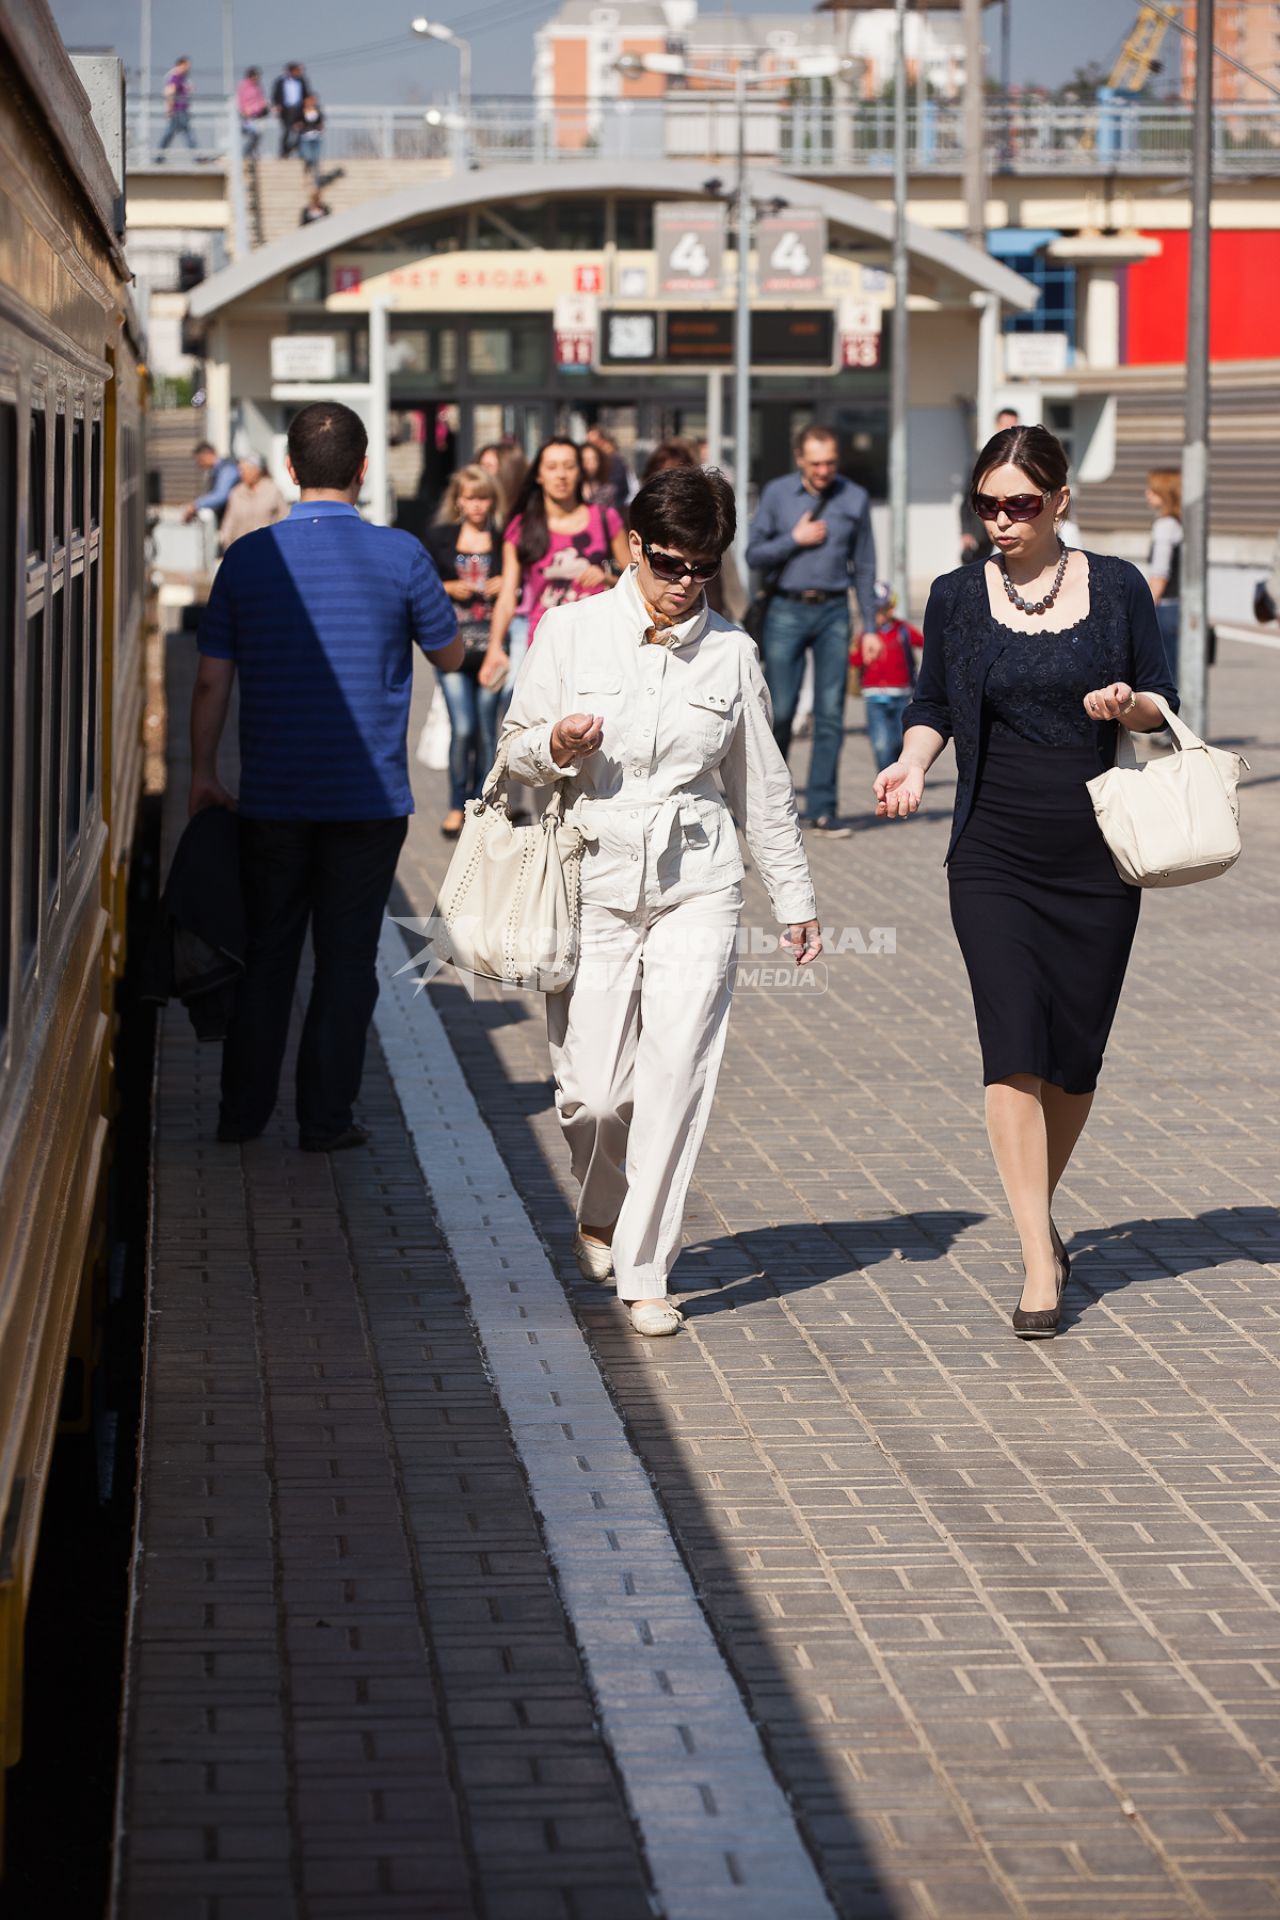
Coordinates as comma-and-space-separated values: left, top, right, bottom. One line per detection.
757, 211, 826, 297
655, 202, 726, 297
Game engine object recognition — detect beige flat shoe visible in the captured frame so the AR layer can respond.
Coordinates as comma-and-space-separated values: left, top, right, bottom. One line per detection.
572, 1230, 615, 1282
628, 1299, 683, 1338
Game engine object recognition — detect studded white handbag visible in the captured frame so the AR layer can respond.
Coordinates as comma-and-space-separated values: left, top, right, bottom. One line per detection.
430, 741, 586, 991
1085, 692, 1249, 888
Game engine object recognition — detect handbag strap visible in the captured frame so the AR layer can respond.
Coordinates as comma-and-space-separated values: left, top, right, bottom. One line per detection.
1115, 691, 1203, 769
479, 736, 573, 820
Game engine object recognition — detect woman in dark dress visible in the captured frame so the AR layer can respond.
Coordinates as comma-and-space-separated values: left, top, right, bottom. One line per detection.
874, 424, 1178, 1338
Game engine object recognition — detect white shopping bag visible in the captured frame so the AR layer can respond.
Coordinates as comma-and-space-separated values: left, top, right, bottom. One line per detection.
415, 683, 452, 771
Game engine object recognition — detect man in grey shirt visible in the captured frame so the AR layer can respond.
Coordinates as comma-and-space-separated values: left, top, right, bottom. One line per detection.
746, 425, 876, 835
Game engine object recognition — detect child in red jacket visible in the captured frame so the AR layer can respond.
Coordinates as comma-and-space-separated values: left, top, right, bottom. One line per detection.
850, 582, 923, 772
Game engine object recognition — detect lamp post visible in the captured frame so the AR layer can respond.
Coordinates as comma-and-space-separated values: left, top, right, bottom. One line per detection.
1181, 0, 1214, 738
615, 48, 853, 582
890, 0, 909, 611
411, 18, 473, 168
732, 58, 751, 574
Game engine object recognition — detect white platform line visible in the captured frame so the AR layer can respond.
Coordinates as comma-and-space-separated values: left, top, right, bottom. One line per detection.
1215, 622, 1280, 653
373, 922, 836, 1920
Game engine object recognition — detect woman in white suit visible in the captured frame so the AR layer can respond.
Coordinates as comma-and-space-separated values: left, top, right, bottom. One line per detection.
499, 466, 822, 1336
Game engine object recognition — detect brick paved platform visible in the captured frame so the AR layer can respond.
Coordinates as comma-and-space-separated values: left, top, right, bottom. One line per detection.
115, 627, 1280, 1920
111, 644, 653, 1920
391, 636, 1280, 1920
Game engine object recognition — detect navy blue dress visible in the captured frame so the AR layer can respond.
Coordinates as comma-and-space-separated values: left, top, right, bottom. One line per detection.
914, 557, 1179, 1096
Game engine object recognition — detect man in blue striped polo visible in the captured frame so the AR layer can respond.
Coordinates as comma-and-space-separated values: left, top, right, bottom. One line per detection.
190, 401, 462, 1151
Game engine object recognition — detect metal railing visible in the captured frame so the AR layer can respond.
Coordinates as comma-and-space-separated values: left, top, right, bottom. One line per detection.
125, 96, 1280, 176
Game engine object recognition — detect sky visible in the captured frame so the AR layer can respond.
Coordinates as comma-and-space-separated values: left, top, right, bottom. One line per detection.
48, 0, 1139, 104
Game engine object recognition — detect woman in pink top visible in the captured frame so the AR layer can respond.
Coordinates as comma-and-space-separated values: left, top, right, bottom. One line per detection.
237, 67, 270, 159
482, 439, 629, 687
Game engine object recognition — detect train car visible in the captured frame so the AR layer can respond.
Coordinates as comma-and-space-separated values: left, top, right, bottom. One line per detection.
0, 0, 148, 1805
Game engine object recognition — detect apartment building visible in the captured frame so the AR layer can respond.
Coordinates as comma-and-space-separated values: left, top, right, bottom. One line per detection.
533, 0, 965, 150
1178, 0, 1280, 104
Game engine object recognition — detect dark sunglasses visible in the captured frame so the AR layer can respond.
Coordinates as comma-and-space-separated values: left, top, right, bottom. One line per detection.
641, 538, 721, 584
971, 490, 1049, 523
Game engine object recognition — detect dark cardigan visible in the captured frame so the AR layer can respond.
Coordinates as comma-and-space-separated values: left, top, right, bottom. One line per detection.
902, 553, 1180, 863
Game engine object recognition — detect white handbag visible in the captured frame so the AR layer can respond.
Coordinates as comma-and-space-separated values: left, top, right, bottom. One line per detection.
430, 741, 586, 991
1086, 692, 1249, 888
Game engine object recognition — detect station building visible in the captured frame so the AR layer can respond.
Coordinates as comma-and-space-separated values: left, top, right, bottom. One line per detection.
186, 161, 1035, 597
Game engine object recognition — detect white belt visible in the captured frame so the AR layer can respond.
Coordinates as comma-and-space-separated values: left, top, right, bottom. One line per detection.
572, 792, 714, 849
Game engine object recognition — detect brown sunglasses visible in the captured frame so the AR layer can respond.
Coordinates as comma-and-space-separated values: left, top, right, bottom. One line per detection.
971, 490, 1050, 523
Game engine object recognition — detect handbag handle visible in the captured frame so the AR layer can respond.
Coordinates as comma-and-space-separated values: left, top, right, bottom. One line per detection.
1114, 691, 1203, 769
478, 736, 573, 821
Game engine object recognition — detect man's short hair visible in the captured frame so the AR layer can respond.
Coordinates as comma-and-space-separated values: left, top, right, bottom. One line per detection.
995, 407, 1020, 426
287, 402, 368, 491
629, 465, 736, 559
794, 424, 838, 457
193, 440, 216, 458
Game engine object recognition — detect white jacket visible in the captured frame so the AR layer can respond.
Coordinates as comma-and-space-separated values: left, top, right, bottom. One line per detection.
498, 568, 817, 924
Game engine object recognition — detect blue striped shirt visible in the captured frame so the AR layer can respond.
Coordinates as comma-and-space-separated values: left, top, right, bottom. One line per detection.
198, 501, 457, 820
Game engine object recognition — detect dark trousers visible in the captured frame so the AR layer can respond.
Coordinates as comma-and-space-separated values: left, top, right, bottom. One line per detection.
220, 816, 408, 1141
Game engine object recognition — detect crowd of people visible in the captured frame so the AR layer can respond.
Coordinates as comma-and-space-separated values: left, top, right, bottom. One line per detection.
157, 54, 334, 222
181, 396, 1186, 1350
417, 423, 897, 841
184, 411, 1190, 856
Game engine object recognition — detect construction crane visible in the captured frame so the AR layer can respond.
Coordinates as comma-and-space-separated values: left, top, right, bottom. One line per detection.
1082, 4, 1172, 153
1106, 4, 1171, 94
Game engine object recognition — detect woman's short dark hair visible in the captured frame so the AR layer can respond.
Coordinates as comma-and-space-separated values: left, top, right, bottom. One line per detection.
287, 401, 368, 490
629, 466, 736, 559
971, 423, 1069, 503
641, 438, 699, 483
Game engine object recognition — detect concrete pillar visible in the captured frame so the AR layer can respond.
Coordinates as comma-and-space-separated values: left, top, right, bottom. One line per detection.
1046, 232, 1162, 371
1082, 266, 1123, 370
205, 321, 232, 451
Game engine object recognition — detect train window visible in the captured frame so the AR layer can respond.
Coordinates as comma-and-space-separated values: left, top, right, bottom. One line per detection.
91, 416, 102, 525
22, 610, 43, 958
87, 556, 99, 803
53, 411, 66, 545
0, 401, 15, 1037
67, 571, 84, 845
28, 407, 46, 558
72, 415, 85, 538
47, 593, 63, 895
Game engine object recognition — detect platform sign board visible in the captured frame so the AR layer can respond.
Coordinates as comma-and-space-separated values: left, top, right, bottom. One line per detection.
756, 211, 826, 297
837, 297, 883, 370
554, 294, 598, 368
655, 202, 726, 298
1004, 331, 1070, 377
270, 335, 338, 381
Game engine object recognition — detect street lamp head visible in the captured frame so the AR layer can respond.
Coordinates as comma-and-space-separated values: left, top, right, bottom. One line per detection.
411, 17, 453, 42
614, 49, 688, 77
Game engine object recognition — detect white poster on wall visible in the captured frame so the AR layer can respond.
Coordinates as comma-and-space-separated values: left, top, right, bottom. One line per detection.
270, 335, 338, 381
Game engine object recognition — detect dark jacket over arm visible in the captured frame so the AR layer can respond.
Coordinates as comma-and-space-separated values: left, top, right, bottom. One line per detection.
141, 804, 246, 1040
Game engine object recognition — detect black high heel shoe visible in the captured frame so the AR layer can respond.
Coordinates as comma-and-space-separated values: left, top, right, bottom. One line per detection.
1050, 1218, 1071, 1287
1012, 1224, 1071, 1339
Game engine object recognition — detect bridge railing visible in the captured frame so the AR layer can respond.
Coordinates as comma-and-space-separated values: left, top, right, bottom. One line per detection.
124, 96, 1280, 176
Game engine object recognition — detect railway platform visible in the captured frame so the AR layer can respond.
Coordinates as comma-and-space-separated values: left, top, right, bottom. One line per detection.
114, 630, 1280, 1920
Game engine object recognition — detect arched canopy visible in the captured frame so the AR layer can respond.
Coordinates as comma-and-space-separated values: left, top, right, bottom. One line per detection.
188, 159, 1038, 318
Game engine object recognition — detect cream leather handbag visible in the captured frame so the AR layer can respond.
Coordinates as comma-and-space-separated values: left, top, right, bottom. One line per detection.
431, 742, 585, 991
1085, 692, 1249, 888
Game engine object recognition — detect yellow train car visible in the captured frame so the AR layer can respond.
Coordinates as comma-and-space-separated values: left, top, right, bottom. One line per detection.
0, 0, 148, 1804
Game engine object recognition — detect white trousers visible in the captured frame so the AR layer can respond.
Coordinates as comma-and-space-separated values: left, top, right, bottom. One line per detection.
547, 886, 742, 1300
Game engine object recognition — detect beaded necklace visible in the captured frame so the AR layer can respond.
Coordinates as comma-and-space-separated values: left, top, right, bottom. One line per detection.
999, 538, 1069, 616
